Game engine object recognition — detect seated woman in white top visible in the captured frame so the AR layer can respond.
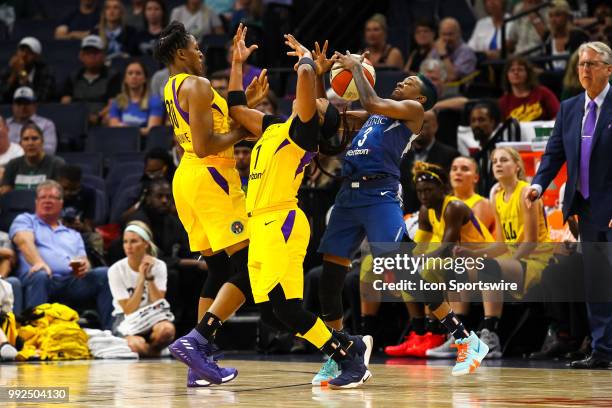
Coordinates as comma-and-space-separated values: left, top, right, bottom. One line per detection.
108, 221, 175, 357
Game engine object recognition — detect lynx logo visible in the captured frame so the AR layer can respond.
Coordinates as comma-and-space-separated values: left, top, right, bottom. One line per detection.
231, 221, 245, 235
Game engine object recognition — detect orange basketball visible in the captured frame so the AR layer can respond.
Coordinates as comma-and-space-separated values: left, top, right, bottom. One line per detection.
330, 56, 376, 101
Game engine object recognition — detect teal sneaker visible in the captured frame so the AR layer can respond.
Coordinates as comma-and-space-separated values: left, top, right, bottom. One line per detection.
451, 331, 489, 376
312, 358, 340, 386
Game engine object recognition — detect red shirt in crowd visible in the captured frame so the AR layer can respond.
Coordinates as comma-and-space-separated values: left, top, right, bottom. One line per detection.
499, 85, 560, 122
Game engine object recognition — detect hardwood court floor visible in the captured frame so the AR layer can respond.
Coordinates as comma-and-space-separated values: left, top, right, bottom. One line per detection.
2, 356, 612, 407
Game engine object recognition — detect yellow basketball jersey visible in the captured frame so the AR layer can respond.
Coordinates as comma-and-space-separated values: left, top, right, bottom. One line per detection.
246, 117, 316, 214
428, 195, 494, 243
495, 180, 550, 243
463, 193, 484, 209
163, 73, 233, 162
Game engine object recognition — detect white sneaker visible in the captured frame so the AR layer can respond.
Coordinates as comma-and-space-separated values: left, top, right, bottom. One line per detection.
479, 329, 502, 359
425, 335, 456, 358
0, 342, 17, 361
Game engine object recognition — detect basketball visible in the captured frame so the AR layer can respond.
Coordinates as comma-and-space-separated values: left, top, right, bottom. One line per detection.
330, 56, 376, 101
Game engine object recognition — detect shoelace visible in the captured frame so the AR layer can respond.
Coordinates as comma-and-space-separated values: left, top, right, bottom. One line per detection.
452, 342, 469, 363
196, 342, 221, 367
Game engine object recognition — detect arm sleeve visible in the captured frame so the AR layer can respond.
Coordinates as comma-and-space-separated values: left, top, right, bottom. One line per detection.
149, 95, 164, 118
8, 214, 34, 239
261, 114, 284, 133
108, 263, 130, 302
153, 260, 167, 292
289, 114, 319, 152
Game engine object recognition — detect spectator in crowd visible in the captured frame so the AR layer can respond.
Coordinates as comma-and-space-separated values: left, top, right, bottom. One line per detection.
234, 140, 253, 192
230, 0, 263, 33
431, 17, 477, 82
108, 220, 176, 357
507, 0, 549, 55
468, 0, 513, 60
210, 71, 229, 99
170, 0, 224, 41
0, 123, 64, 194
9, 180, 113, 329
399, 110, 460, 214
360, 13, 404, 70
467, 102, 503, 195
253, 89, 279, 115
55, 0, 101, 40
149, 67, 169, 99
57, 165, 96, 232
419, 59, 469, 111
125, 0, 145, 31
499, 56, 560, 121
208, 0, 234, 20
0, 37, 56, 104
108, 60, 164, 136
588, 1, 611, 43
0, 115, 23, 180
61, 35, 122, 126
561, 50, 583, 100
0, 230, 21, 315
404, 19, 436, 75
134, 0, 167, 56
96, 0, 139, 58
543, 0, 589, 71
7, 87, 57, 155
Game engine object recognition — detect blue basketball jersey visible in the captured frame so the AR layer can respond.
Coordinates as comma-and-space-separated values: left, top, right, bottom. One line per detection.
342, 114, 413, 180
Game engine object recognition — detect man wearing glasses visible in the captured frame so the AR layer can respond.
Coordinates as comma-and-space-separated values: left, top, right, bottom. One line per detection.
526, 41, 612, 369
9, 180, 113, 329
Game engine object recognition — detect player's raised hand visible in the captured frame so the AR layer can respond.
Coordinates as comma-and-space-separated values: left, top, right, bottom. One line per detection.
246, 68, 270, 108
232, 23, 258, 64
285, 34, 312, 60
312, 40, 338, 76
333, 50, 365, 70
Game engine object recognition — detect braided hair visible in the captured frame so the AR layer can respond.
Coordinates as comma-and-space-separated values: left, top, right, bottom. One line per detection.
412, 161, 450, 192
153, 21, 191, 67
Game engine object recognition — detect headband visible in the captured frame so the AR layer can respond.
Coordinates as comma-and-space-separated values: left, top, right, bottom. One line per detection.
413, 171, 443, 184
125, 224, 152, 243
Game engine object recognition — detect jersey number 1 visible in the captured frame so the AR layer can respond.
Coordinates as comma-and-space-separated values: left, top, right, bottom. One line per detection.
253, 145, 262, 169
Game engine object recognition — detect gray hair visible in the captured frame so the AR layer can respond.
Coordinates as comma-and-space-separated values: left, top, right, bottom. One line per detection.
419, 58, 448, 82
577, 41, 612, 65
36, 180, 63, 200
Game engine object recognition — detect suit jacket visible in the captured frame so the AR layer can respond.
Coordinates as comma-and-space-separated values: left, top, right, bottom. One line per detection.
532, 89, 612, 228
400, 140, 460, 214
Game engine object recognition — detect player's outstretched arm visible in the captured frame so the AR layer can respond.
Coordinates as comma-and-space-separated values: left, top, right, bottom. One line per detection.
228, 23, 266, 137
335, 51, 423, 123
312, 40, 338, 99
286, 34, 317, 123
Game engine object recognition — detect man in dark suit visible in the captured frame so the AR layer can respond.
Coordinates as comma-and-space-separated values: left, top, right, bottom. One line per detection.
400, 109, 460, 213
526, 41, 612, 369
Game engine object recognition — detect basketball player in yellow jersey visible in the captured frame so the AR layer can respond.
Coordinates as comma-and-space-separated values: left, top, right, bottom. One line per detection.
154, 21, 269, 387
225, 25, 372, 389
455, 147, 551, 358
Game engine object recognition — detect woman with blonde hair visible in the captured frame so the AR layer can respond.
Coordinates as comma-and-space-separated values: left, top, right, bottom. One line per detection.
360, 13, 404, 69
108, 60, 164, 135
560, 50, 582, 100
97, 0, 138, 58
108, 221, 175, 357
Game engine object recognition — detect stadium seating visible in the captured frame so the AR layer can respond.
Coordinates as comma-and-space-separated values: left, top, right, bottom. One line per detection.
106, 162, 144, 201
82, 174, 106, 194
37, 103, 88, 151
92, 188, 108, 226
57, 152, 103, 177
86, 127, 141, 157
0, 189, 36, 231
146, 126, 174, 151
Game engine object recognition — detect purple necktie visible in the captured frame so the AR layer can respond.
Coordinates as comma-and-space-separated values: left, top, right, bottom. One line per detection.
580, 100, 597, 199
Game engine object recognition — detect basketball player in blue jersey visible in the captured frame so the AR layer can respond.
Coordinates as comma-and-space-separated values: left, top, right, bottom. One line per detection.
314, 52, 484, 382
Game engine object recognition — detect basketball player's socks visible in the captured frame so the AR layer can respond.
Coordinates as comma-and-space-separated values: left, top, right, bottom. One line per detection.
480, 316, 500, 333
194, 312, 223, 341
298, 318, 335, 350
427, 318, 446, 335
439, 311, 469, 340
411, 317, 426, 335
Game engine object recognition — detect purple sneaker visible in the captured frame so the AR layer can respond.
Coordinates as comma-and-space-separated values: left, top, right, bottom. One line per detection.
328, 335, 372, 389
187, 367, 238, 387
169, 329, 234, 385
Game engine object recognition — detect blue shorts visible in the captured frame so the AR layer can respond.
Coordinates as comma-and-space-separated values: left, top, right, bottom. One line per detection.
318, 201, 407, 259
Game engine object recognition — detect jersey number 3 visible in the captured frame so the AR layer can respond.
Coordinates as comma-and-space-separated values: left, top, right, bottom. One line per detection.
357, 127, 373, 147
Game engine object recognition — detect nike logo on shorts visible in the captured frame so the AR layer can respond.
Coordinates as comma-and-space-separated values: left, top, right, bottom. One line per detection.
265, 220, 276, 226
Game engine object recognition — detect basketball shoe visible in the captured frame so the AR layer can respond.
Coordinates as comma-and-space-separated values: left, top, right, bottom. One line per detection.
451, 331, 489, 376
169, 329, 235, 385
312, 335, 373, 386
384, 331, 424, 357
328, 335, 372, 389
187, 367, 238, 387
410, 332, 446, 357
479, 329, 502, 359
426, 335, 456, 358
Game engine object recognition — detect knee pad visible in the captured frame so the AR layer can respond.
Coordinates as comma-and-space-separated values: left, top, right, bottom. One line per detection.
259, 301, 290, 332
478, 258, 502, 283
228, 266, 253, 301
319, 261, 348, 321
269, 284, 317, 335
200, 253, 230, 299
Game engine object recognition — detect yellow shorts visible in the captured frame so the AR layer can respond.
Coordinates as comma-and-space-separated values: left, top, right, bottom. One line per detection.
248, 207, 310, 303
173, 159, 248, 252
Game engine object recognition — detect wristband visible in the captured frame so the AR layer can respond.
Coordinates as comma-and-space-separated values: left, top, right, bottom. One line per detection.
297, 57, 316, 72
227, 91, 247, 108
145, 276, 155, 281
